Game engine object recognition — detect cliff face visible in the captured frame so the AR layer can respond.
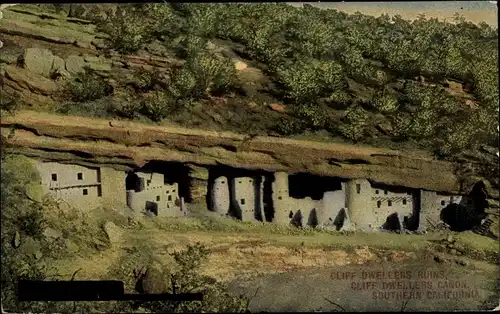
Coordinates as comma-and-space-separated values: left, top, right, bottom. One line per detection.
0, 110, 481, 195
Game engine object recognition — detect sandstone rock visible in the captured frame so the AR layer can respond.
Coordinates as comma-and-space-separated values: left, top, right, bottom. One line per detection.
85, 61, 111, 72
376, 123, 393, 136
235, 60, 248, 71
65, 55, 86, 75
248, 102, 258, 109
455, 259, 468, 267
51, 55, 66, 75
91, 40, 106, 50
73, 40, 92, 49
4, 65, 58, 95
103, 221, 121, 245
446, 235, 454, 243
12, 231, 21, 248
25, 183, 44, 202
0, 50, 19, 64
141, 265, 168, 294
269, 103, 286, 113
43, 227, 63, 240
22, 48, 55, 77
188, 164, 210, 181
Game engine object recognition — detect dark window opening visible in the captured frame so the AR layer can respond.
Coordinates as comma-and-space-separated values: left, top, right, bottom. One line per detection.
377, 201, 381, 208
403, 199, 407, 205
51, 174, 57, 181
388, 200, 392, 207
375, 190, 379, 194
278, 196, 282, 200
289, 211, 293, 219
77, 173, 83, 180
83, 189, 88, 195
168, 195, 172, 201
147, 180, 151, 186
441, 200, 445, 206
97, 186, 102, 197
240, 198, 245, 205
238, 181, 242, 184
221, 181, 225, 184
156, 196, 160, 201
126, 173, 144, 192
384, 190, 388, 195
288, 173, 342, 200
173, 189, 176, 193
356, 184, 361, 194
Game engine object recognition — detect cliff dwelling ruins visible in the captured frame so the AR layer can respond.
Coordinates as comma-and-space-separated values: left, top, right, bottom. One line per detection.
33, 159, 482, 233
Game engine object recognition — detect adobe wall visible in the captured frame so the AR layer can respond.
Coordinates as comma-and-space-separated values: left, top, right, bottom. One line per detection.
127, 172, 183, 216
34, 161, 102, 211
100, 166, 127, 209
211, 176, 230, 215
370, 186, 414, 230
231, 177, 257, 221
346, 179, 372, 231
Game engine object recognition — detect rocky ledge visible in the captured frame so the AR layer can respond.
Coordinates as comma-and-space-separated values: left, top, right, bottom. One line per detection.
2, 110, 494, 196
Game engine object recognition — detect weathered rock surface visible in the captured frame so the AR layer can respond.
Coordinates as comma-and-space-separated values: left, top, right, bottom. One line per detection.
4, 65, 58, 95
140, 265, 168, 294
103, 221, 122, 245
1, 110, 490, 196
22, 48, 55, 77
65, 55, 86, 75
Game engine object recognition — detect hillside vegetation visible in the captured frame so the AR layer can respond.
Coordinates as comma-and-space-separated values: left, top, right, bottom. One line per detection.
1, 4, 498, 173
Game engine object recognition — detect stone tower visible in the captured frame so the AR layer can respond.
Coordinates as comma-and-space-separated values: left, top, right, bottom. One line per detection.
346, 179, 372, 231
211, 176, 230, 215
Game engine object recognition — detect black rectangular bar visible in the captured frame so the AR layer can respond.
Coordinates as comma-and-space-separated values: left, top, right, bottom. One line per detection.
18, 280, 125, 301
18, 280, 203, 302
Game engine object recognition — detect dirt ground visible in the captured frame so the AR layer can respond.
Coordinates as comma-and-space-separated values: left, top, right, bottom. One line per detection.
47, 208, 499, 312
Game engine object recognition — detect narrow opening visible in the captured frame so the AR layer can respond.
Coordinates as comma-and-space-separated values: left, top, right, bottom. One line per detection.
384, 190, 388, 195
240, 198, 245, 205
173, 189, 176, 193
156, 196, 160, 201
375, 190, 379, 194
168, 195, 172, 201
388, 200, 392, 207
441, 200, 445, 206
51, 173, 57, 181
403, 199, 407, 205
377, 200, 381, 208
97, 186, 102, 197
221, 181, 225, 184
289, 211, 293, 218
83, 189, 88, 196
77, 172, 83, 180
356, 184, 361, 194
238, 181, 242, 184
278, 196, 282, 200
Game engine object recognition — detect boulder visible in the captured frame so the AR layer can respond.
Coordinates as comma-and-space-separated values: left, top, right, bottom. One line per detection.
269, 103, 286, 113
25, 183, 44, 202
22, 48, 55, 77
51, 56, 66, 75
4, 65, 58, 95
234, 60, 248, 71
141, 265, 168, 294
65, 55, 86, 75
103, 221, 122, 245
12, 231, 21, 248
85, 61, 111, 72
43, 227, 63, 240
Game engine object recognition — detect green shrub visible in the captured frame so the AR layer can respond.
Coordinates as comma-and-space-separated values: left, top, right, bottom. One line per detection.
371, 90, 399, 113
97, 5, 152, 52
136, 243, 249, 313
65, 68, 112, 103
338, 106, 368, 142
170, 52, 236, 100
140, 91, 177, 122
0, 91, 21, 114
275, 117, 306, 136
292, 104, 329, 130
